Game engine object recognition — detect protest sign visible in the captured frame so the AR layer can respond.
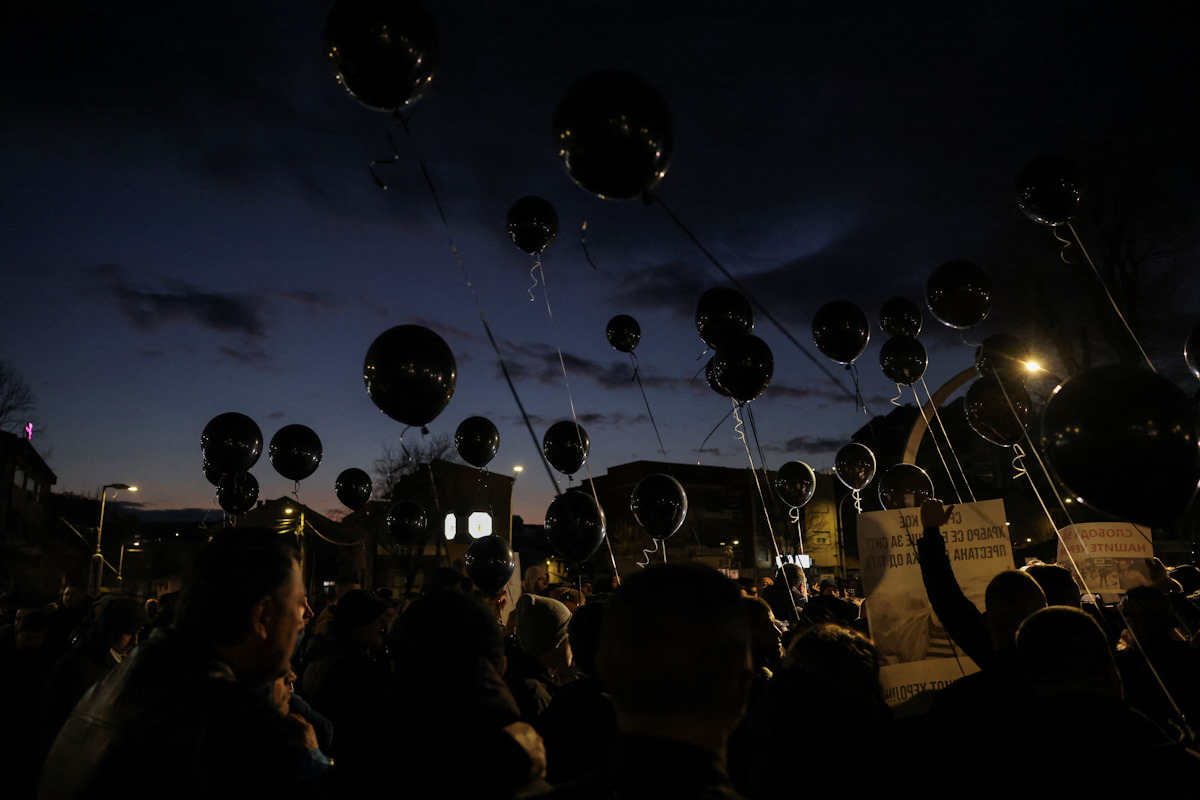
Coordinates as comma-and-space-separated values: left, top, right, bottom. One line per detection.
1056, 522, 1154, 599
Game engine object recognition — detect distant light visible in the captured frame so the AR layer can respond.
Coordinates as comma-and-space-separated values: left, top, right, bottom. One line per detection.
1064, 498, 1073, 504
732, 540, 740, 546
128, 486, 138, 492
513, 465, 524, 473
1024, 361, 1042, 373
1026, 538, 1032, 543
284, 507, 294, 515
1075, 497, 1084, 503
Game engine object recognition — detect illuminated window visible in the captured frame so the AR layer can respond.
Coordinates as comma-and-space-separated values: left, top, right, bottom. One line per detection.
468, 512, 492, 539
444, 514, 457, 541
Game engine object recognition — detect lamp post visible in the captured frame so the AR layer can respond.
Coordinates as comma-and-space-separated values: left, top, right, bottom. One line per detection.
90, 483, 137, 596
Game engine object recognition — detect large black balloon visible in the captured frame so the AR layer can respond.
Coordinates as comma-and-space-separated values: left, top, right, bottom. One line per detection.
975, 334, 1031, 384
335, 468, 373, 511
554, 70, 672, 200
878, 464, 934, 510
455, 416, 500, 469
812, 301, 870, 365
879, 297, 923, 338
325, 0, 439, 112
711, 334, 774, 403
543, 421, 590, 475
704, 357, 726, 396
696, 287, 754, 350
202, 459, 225, 487
1185, 323, 1200, 381
835, 443, 876, 491
465, 535, 516, 593
1040, 365, 1200, 528
507, 196, 558, 255
364, 325, 457, 429
386, 500, 428, 546
217, 472, 259, 516
879, 336, 928, 386
631, 473, 688, 541
201, 412, 262, 475
606, 314, 641, 353
965, 377, 1031, 448
544, 491, 607, 563
1016, 155, 1082, 226
926, 261, 992, 330
269, 425, 323, 482
775, 461, 817, 509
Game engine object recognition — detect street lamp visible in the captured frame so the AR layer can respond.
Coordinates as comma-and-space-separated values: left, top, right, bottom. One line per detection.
90, 483, 137, 596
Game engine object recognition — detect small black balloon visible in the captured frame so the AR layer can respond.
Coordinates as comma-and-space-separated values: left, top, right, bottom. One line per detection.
775, 461, 817, 509
696, 288, 754, 349
364, 325, 457, 428
465, 535, 516, 593
879, 297, 923, 338
1184, 323, 1200, 381
926, 261, 992, 330
201, 412, 263, 476
543, 421, 590, 475
507, 196, 558, 255
879, 336, 928, 386
386, 500, 429, 546
554, 70, 672, 200
1016, 155, 1082, 226
325, 0, 439, 112
835, 443, 876, 491
217, 472, 259, 515
965, 377, 1031, 448
975, 334, 1031, 384
812, 301, 870, 365
1040, 365, 1200, 528
335, 468, 373, 511
606, 314, 641, 353
711, 334, 774, 403
631, 473, 688, 541
455, 416, 500, 469
878, 464, 934, 510
269, 425, 323, 482
544, 491, 607, 563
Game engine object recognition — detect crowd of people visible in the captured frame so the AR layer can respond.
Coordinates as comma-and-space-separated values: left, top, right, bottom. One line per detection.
3, 505, 1200, 798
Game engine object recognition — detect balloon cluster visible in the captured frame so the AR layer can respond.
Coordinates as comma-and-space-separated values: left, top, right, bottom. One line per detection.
202, 413, 264, 515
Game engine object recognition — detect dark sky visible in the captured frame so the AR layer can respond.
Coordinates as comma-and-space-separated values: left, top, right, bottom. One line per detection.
3, 1, 1197, 522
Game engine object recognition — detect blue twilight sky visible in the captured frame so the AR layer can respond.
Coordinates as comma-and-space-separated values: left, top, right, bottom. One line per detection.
2, 1, 1198, 522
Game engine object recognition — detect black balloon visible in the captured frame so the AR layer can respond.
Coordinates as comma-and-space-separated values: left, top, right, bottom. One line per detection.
217, 472, 259, 515
704, 357, 726, 396
1185, 323, 1200, 381
543, 421, 590, 475
1040, 365, 1200, 528
975, 334, 1031, 384
335, 468, 373, 511
386, 500, 428, 546
201, 412, 262, 475
926, 261, 992, 330
878, 464, 934, 510
455, 416, 500, 469
696, 288, 754, 349
364, 325, 457, 429
812, 301, 870, 365
544, 491, 607, 563
202, 459, 225, 487
835, 443, 876, 491
507, 196, 558, 255
1016, 155, 1082, 226
879, 336, 928, 386
775, 461, 817, 509
711, 334, 774, 403
606, 314, 641, 353
965, 377, 1031, 448
879, 297, 923, 338
325, 0, 439, 112
631, 473, 688, 541
465, 535, 516, 593
269, 425, 323, 482
554, 70, 672, 200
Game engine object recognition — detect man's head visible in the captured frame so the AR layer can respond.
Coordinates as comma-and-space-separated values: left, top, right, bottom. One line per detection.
175, 528, 311, 684
984, 569, 1047, 653
1017, 606, 1120, 698
62, 583, 88, 610
1021, 563, 1081, 608
777, 563, 806, 592
330, 589, 388, 647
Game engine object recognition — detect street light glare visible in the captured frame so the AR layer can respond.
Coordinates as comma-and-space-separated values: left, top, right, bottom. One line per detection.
1024, 361, 1041, 372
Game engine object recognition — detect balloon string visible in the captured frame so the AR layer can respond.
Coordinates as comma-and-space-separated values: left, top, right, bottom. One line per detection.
369, 123, 407, 190
849, 364, 868, 415
630, 352, 668, 458
291, 480, 300, 501
1066, 222, 1157, 372
527, 255, 540, 302
890, 383, 903, 406
1052, 224, 1075, 265
1011, 443, 1029, 481
732, 400, 796, 622
698, 407, 736, 454
662, 539, 667, 563
919, 378, 976, 503
637, 538, 658, 569
395, 115, 560, 497
852, 488, 862, 514
910, 384, 962, 505
649, 192, 858, 405
580, 221, 601, 271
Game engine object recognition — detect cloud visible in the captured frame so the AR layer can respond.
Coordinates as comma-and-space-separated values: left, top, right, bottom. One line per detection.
279, 290, 337, 314
768, 435, 847, 456
90, 264, 267, 337
218, 345, 272, 367
608, 258, 707, 319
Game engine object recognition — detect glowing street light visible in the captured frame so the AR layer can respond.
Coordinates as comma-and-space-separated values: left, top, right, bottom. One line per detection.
90, 483, 137, 595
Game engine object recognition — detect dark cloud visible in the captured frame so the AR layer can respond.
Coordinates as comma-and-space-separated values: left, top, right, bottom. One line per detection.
90, 264, 266, 337
279, 290, 337, 314
607, 259, 707, 319
769, 435, 847, 456
218, 345, 272, 367
267, 411, 286, 420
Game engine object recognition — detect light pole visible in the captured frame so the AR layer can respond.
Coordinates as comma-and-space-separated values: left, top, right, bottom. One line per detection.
90, 483, 137, 596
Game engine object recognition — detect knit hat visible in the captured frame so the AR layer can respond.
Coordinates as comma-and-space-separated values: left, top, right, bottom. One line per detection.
517, 594, 572, 657
331, 589, 387, 632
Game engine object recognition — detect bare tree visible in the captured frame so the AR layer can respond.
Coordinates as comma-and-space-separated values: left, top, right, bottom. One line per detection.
0, 360, 38, 434
373, 433, 460, 500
